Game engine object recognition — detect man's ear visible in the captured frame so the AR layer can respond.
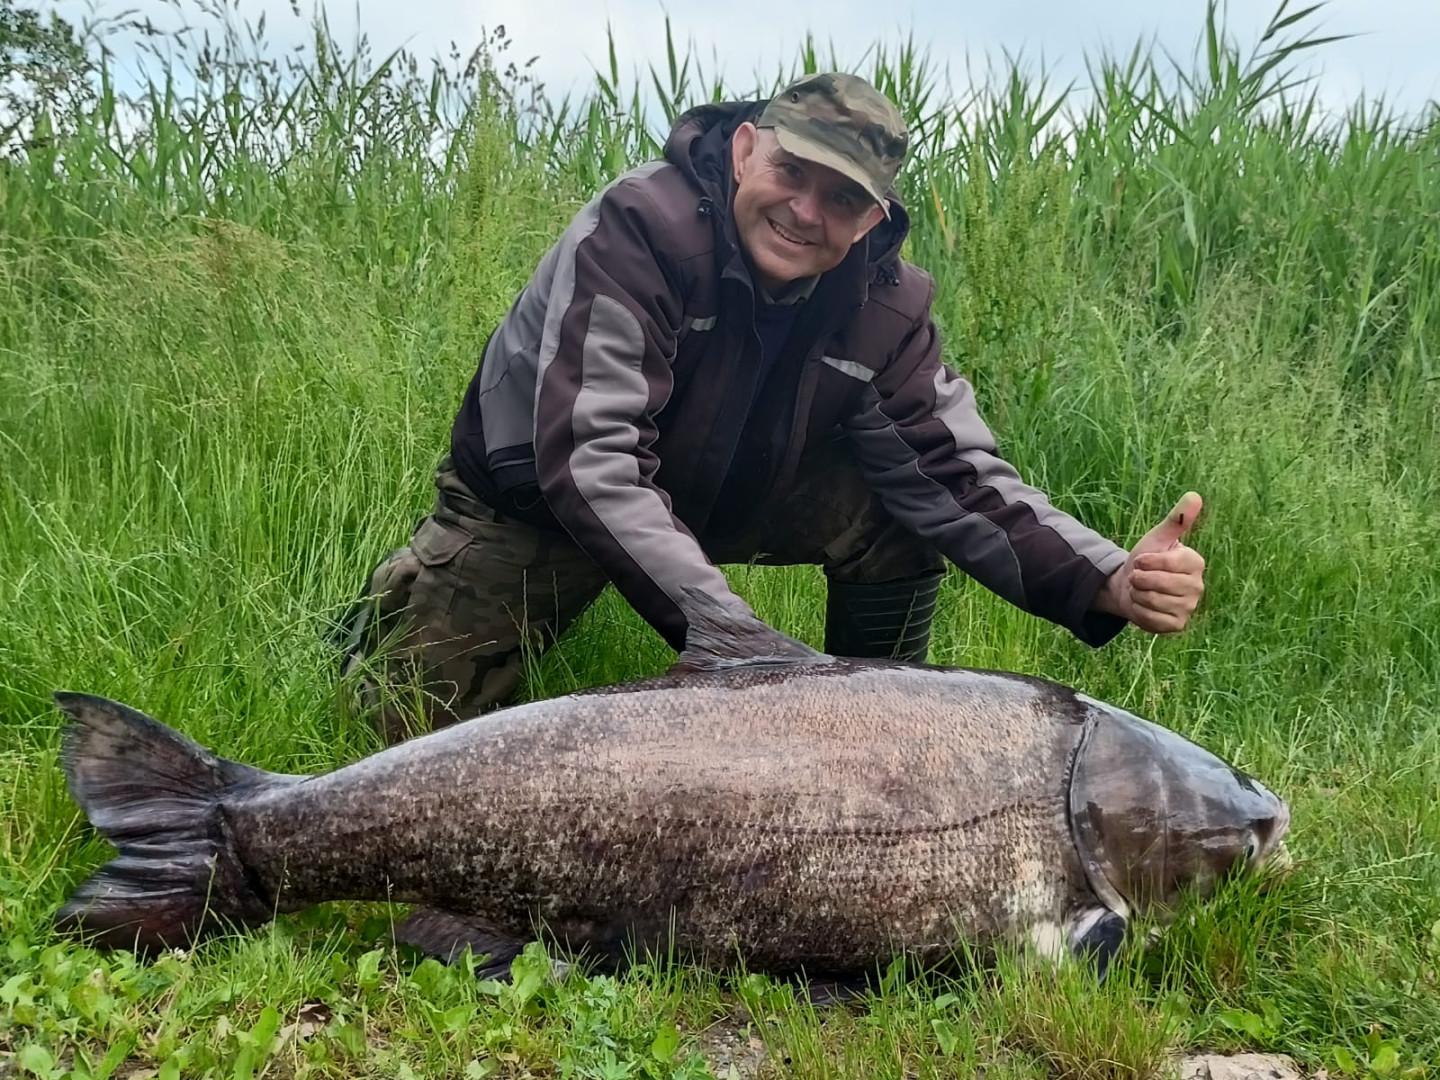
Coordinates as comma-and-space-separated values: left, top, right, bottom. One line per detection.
850, 202, 888, 245
731, 122, 758, 184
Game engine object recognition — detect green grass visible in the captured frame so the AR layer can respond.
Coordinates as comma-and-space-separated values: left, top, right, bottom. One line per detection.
2, 1, 1438, 1076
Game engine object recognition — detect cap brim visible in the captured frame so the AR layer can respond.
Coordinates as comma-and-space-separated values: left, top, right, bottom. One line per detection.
770, 127, 892, 219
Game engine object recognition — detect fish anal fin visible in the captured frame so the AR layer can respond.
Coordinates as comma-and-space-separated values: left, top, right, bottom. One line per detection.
669, 585, 827, 674
395, 907, 525, 976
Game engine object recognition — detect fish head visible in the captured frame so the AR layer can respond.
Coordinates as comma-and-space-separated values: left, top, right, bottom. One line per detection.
1069, 696, 1291, 920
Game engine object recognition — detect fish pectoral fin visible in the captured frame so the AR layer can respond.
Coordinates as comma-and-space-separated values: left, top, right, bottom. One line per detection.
1068, 906, 1128, 981
670, 585, 828, 673
395, 907, 526, 976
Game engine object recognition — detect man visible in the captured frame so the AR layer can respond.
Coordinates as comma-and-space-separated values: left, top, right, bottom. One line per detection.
339, 72, 1205, 741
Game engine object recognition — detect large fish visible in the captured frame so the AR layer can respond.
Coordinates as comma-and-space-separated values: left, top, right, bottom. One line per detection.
53, 596, 1289, 984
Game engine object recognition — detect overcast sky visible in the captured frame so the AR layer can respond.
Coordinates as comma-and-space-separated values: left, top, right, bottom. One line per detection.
47, 0, 1440, 120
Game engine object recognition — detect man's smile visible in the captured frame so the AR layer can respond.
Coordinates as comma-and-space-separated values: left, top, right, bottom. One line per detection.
768, 218, 814, 246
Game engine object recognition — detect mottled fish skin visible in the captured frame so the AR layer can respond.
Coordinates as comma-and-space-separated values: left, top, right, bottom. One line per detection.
228, 661, 1097, 972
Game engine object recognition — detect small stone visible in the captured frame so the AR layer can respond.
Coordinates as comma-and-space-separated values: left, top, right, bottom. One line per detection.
294, 999, 332, 1039
1179, 1053, 1303, 1080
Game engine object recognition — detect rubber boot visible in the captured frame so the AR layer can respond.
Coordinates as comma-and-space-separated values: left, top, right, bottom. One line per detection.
823, 570, 944, 663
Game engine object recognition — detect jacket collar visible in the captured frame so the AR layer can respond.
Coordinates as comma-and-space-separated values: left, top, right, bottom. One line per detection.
755, 274, 820, 306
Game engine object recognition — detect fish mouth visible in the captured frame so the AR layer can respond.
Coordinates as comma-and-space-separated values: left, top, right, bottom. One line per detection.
1253, 839, 1294, 893
1261, 841, 1293, 873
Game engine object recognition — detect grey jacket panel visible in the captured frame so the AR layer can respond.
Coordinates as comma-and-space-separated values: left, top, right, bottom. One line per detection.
479, 165, 670, 462
530, 166, 756, 645
566, 294, 735, 615
475, 238, 571, 456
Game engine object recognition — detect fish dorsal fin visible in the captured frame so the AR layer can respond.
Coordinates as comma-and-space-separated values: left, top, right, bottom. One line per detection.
669, 585, 828, 674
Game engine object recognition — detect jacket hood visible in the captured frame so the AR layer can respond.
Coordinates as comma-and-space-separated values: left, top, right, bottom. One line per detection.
663, 100, 911, 282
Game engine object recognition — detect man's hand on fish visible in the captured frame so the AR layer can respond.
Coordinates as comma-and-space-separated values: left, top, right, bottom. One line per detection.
1093, 491, 1207, 634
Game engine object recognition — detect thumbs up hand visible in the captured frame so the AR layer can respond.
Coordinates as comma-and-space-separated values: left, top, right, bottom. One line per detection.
1093, 492, 1207, 634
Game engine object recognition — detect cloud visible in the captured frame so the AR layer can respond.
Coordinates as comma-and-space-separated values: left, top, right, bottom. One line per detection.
47, 0, 1440, 115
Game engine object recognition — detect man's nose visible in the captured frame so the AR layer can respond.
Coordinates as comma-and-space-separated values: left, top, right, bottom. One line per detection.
791, 187, 823, 228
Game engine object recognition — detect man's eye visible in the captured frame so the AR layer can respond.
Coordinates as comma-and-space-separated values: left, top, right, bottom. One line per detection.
780, 162, 802, 180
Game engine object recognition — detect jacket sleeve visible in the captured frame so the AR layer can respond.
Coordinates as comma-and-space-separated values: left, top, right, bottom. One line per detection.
842, 284, 1129, 647
532, 175, 751, 650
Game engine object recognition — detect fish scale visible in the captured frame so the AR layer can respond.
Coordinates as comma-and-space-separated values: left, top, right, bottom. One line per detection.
223, 664, 1086, 972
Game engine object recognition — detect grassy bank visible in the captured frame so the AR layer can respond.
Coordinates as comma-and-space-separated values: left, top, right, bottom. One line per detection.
1, 2, 1437, 1076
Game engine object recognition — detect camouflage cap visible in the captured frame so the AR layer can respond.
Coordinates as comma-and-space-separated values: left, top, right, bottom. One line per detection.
757, 72, 908, 219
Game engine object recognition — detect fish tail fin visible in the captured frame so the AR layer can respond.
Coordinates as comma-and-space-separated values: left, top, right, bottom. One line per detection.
54, 692, 285, 953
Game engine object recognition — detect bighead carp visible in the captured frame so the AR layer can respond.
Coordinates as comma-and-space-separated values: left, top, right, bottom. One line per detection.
53, 594, 1289, 986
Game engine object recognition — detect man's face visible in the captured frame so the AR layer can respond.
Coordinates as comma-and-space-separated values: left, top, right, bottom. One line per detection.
730, 123, 887, 293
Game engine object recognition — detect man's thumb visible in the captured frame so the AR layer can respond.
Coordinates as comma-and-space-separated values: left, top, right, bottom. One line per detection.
1137, 491, 1203, 552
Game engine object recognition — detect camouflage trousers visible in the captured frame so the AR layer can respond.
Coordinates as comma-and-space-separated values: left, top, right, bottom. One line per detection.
338, 440, 943, 742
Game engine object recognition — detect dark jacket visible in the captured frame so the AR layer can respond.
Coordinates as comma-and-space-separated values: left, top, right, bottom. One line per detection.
451, 100, 1127, 650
